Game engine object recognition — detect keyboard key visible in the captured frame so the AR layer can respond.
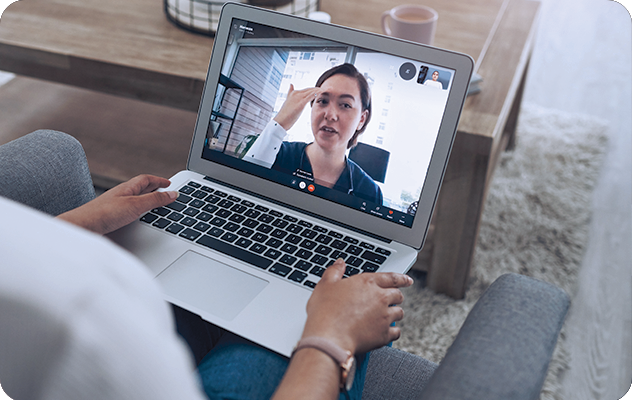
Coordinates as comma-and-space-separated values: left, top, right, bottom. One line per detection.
197, 235, 272, 270
200, 185, 214, 193
328, 230, 343, 239
206, 195, 221, 204
256, 224, 274, 234
231, 204, 247, 214
241, 200, 255, 207
189, 199, 205, 208
315, 234, 333, 244
309, 266, 325, 277
214, 190, 228, 198
313, 225, 327, 233
310, 255, 328, 266
252, 233, 268, 243
296, 248, 313, 259
208, 227, 224, 237
228, 214, 246, 224
360, 250, 387, 265
280, 243, 298, 254
315, 245, 332, 256
192, 190, 208, 199
288, 270, 308, 283
330, 251, 348, 260
376, 248, 392, 256
216, 209, 231, 218
303, 280, 317, 289
210, 217, 226, 227
347, 245, 363, 256
269, 263, 292, 277
243, 218, 259, 229
362, 262, 379, 272
187, 181, 201, 188
166, 202, 187, 212
235, 238, 253, 248
300, 229, 318, 239
264, 249, 282, 259
202, 204, 218, 214
152, 207, 170, 216
179, 186, 195, 195
218, 199, 234, 209
250, 243, 267, 254
167, 212, 184, 222
140, 213, 158, 224
296, 260, 312, 271
258, 214, 275, 224
272, 219, 289, 229
345, 266, 360, 276
244, 209, 261, 218
331, 240, 347, 250
299, 239, 317, 250
236, 227, 254, 238
221, 232, 238, 243
183, 208, 200, 217
287, 224, 302, 234
286, 234, 302, 244
279, 254, 297, 266
193, 221, 211, 232
271, 229, 288, 239
176, 193, 193, 204
152, 218, 170, 229
269, 210, 283, 218
181, 217, 196, 227
179, 228, 201, 241
197, 212, 213, 222
265, 238, 283, 249
228, 195, 241, 202
255, 205, 269, 213
166, 223, 184, 234
359, 242, 375, 250
283, 215, 298, 222
298, 220, 313, 228
347, 256, 363, 267
224, 222, 240, 232
343, 236, 359, 244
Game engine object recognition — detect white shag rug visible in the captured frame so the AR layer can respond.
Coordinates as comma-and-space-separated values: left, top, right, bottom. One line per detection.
394, 103, 609, 400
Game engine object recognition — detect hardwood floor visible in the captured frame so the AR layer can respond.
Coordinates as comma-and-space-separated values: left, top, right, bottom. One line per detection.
523, 0, 632, 398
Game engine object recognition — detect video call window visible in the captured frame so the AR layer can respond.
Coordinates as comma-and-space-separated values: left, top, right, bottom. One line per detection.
203, 19, 454, 225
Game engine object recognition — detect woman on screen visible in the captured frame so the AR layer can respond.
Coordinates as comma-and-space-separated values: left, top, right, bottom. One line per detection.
244, 63, 383, 205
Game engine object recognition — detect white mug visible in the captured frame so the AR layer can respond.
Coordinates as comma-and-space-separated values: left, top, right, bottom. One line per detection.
381, 4, 438, 45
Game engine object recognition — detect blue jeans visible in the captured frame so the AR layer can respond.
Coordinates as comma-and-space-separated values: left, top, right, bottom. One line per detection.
174, 305, 368, 400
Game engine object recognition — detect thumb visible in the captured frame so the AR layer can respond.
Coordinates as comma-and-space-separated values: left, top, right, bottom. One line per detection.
288, 83, 294, 95
136, 190, 178, 211
320, 259, 346, 283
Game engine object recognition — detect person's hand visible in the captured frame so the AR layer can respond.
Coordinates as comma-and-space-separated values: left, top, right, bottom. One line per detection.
301, 259, 413, 354
273, 84, 323, 131
57, 174, 177, 235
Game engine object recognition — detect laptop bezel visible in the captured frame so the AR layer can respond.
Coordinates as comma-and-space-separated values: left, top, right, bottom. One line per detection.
187, 2, 473, 250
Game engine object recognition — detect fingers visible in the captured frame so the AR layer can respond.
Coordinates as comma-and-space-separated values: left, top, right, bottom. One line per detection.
130, 174, 172, 195
135, 190, 178, 213
374, 272, 414, 289
319, 258, 346, 283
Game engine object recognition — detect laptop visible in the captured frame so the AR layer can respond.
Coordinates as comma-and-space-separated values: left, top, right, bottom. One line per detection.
108, 2, 473, 357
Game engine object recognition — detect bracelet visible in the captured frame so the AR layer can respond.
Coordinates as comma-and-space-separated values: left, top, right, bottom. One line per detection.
292, 336, 356, 391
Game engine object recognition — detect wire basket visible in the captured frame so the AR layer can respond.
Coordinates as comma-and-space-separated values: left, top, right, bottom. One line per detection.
164, 0, 320, 37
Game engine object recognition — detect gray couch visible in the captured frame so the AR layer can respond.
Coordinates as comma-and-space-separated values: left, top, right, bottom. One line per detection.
0, 131, 570, 400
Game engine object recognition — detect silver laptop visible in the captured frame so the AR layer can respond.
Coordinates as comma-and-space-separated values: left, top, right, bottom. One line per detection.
109, 3, 473, 357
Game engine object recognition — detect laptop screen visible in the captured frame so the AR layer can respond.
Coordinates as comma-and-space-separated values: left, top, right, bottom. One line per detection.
200, 18, 455, 229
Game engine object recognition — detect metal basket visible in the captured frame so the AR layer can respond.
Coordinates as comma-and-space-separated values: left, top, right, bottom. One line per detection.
164, 0, 320, 37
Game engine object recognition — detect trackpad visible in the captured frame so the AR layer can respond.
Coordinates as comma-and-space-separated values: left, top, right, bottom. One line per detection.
156, 251, 268, 321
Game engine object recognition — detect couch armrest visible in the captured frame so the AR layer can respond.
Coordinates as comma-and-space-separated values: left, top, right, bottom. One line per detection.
420, 273, 570, 400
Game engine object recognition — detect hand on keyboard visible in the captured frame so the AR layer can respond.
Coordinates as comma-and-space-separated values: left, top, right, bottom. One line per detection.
58, 174, 178, 235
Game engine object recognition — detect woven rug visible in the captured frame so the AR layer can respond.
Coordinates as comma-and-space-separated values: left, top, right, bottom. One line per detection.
394, 103, 609, 400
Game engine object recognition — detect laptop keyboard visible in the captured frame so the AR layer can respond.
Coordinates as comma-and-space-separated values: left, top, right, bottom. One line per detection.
139, 181, 392, 289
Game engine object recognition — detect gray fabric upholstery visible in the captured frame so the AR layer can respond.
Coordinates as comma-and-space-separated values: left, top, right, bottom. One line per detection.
0, 130, 96, 216
364, 274, 569, 399
363, 346, 438, 399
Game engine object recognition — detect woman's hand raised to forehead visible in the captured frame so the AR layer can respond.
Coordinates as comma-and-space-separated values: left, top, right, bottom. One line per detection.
273, 84, 323, 131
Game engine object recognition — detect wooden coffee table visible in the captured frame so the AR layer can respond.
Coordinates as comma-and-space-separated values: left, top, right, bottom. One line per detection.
0, 0, 540, 298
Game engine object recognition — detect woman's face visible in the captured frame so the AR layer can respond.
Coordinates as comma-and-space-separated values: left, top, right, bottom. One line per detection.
432, 71, 439, 81
311, 74, 368, 155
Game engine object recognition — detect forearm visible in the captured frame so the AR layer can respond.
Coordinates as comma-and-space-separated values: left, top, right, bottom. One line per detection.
271, 348, 340, 400
243, 120, 286, 168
